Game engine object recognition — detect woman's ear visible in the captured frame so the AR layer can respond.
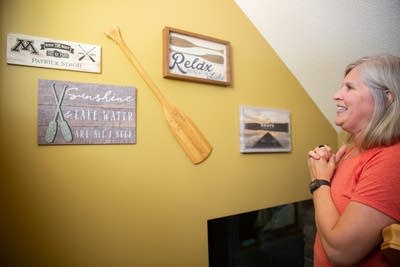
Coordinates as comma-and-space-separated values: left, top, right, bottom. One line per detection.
385, 90, 394, 106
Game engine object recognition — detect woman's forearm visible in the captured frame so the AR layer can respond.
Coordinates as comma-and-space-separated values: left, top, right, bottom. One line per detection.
313, 187, 352, 266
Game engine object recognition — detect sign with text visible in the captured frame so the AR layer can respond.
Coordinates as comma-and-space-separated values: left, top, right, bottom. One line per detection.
7, 33, 101, 73
163, 27, 231, 86
38, 79, 136, 145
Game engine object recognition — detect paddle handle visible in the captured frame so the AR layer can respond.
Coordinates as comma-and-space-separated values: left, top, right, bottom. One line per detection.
105, 25, 167, 105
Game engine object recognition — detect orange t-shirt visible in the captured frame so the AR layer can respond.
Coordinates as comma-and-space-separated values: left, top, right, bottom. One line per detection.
314, 142, 400, 267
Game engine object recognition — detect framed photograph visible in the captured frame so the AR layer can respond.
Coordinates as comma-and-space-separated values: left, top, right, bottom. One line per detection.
239, 105, 291, 153
163, 27, 231, 86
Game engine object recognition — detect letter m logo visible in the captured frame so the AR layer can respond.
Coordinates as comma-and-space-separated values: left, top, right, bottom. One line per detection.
11, 39, 38, 54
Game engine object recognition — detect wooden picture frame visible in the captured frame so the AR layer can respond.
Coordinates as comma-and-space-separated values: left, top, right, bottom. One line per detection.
163, 27, 231, 86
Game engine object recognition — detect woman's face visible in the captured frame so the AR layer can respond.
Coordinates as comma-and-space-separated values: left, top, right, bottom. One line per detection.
333, 66, 375, 136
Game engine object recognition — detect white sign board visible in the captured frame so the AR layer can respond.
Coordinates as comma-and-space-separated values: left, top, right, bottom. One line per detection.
7, 33, 101, 73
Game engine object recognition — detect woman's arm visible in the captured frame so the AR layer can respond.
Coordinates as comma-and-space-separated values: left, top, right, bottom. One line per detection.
313, 188, 395, 266
308, 145, 396, 266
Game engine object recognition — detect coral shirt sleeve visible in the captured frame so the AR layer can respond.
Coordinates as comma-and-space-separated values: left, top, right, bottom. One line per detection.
351, 146, 400, 222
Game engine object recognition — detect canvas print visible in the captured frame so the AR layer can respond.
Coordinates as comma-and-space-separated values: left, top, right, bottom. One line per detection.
239, 106, 291, 153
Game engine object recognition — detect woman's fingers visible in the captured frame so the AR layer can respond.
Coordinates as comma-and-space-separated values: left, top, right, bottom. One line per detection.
308, 150, 321, 159
309, 145, 332, 160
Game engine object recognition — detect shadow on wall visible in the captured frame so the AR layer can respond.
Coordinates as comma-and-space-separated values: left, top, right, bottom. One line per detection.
208, 199, 316, 267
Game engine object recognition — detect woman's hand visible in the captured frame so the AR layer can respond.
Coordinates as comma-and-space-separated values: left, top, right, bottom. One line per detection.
307, 145, 347, 181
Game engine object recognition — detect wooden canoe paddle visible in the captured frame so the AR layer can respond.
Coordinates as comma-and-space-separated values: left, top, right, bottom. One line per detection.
105, 25, 212, 164
45, 83, 73, 143
170, 36, 224, 54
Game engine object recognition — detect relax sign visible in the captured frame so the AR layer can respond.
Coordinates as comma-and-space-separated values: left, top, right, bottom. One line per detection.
38, 79, 136, 145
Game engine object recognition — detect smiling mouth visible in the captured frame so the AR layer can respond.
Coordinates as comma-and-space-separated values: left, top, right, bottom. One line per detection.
337, 106, 347, 112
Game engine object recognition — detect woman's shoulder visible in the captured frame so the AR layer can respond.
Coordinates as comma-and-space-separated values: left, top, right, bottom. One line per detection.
378, 141, 400, 154
361, 141, 400, 161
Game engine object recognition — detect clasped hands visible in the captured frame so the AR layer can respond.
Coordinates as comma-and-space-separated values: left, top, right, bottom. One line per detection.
308, 144, 347, 182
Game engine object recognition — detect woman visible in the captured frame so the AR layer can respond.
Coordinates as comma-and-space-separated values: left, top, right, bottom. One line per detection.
307, 55, 400, 267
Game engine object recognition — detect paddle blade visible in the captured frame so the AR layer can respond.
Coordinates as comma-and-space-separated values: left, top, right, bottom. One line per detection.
45, 121, 57, 143
163, 105, 212, 164
60, 121, 73, 142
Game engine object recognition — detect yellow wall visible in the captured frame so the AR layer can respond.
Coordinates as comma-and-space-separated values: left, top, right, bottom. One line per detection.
0, 0, 338, 266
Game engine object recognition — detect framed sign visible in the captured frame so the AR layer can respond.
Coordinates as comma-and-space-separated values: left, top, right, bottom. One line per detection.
163, 27, 231, 86
38, 79, 136, 145
239, 105, 291, 153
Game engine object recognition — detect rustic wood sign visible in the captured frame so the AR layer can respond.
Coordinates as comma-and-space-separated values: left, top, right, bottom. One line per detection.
38, 79, 136, 145
163, 27, 231, 86
7, 33, 101, 73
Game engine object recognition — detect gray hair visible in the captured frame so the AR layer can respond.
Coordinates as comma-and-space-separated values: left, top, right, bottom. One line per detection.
344, 55, 400, 150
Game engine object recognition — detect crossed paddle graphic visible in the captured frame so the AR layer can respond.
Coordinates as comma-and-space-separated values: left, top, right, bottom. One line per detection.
78, 45, 96, 62
45, 83, 73, 143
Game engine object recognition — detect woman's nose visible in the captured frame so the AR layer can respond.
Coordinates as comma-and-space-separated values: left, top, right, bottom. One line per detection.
333, 87, 343, 100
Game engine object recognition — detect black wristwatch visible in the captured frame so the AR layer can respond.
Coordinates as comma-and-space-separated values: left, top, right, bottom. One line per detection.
309, 179, 331, 194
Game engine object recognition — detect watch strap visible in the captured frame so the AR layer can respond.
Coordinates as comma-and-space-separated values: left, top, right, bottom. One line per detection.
309, 179, 331, 194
